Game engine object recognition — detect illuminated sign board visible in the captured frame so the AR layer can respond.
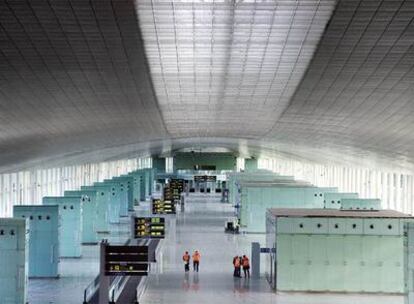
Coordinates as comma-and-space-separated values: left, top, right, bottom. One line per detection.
104, 245, 148, 276
152, 199, 176, 215
194, 175, 217, 182
164, 179, 184, 201
134, 217, 165, 239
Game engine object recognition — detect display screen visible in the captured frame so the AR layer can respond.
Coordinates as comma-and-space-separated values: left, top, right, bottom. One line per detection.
104, 245, 148, 276
164, 179, 184, 201
152, 199, 176, 215
194, 175, 217, 182
134, 217, 165, 239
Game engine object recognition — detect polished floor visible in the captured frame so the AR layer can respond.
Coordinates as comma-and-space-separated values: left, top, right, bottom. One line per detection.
140, 195, 404, 304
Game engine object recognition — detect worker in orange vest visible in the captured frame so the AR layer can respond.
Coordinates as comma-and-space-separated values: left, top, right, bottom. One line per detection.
233, 255, 241, 277
242, 255, 250, 278
183, 251, 190, 272
192, 250, 201, 272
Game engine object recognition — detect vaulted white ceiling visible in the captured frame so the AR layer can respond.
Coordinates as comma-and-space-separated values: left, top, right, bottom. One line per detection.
0, 0, 413, 173
136, 0, 335, 137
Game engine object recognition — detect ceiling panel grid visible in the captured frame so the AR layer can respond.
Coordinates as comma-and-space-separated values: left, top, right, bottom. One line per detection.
266, 0, 414, 163
0, 0, 168, 169
136, 0, 336, 137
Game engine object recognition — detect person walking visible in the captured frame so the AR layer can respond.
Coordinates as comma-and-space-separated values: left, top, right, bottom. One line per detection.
183, 251, 190, 272
192, 250, 201, 272
242, 255, 250, 278
233, 255, 241, 277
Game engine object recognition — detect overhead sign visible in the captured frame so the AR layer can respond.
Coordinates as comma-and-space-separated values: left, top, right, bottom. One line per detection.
152, 199, 176, 215
134, 217, 165, 239
104, 245, 148, 276
163, 186, 173, 201
164, 179, 184, 201
194, 175, 217, 182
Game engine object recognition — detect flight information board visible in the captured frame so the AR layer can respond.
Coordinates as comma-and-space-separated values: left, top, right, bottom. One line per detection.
163, 186, 173, 201
152, 199, 176, 215
194, 175, 217, 182
164, 179, 184, 201
104, 245, 148, 276
134, 217, 165, 239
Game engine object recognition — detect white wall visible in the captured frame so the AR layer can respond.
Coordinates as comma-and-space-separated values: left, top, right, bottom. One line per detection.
258, 156, 414, 215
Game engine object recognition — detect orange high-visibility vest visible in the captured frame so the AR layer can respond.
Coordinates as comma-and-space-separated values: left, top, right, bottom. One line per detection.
242, 258, 250, 267
234, 258, 240, 267
193, 252, 200, 262
183, 254, 190, 262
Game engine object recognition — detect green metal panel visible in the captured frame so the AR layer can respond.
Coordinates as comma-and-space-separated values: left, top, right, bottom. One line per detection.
64, 190, 98, 244
227, 171, 292, 205
273, 215, 408, 293
404, 222, 414, 302
0, 218, 28, 304
81, 185, 109, 233
111, 176, 133, 214
324, 192, 359, 209
129, 169, 156, 199
43, 196, 83, 258
341, 198, 381, 210
103, 179, 128, 217
118, 175, 134, 211
95, 181, 121, 223
275, 234, 291, 290
239, 186, 337, 233
128, 171, 145, 202
13, 205, 59, 278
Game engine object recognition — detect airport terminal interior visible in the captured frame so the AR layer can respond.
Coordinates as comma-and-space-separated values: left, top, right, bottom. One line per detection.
1, 0, 414, 303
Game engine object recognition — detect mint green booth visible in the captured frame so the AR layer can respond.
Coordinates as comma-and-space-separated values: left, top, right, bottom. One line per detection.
93, 182, 120, 224
227, 171, 301, 205
0, 218, 28, 304
43, 196, 82, 258
81, 185, 110, 233
129, 171, 144, 203
266, 208, 412, 293
65, 190, 98, 244
238, 182, 337, 232
111, 176, 133, 215
102, 179, 127, 220
13, 205, 59, 278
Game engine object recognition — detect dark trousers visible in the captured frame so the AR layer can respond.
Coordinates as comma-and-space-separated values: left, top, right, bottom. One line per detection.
234, 266, 241, 277
184, 262, 189, 272
243, 267, 250, 278
193, 261, 199, 272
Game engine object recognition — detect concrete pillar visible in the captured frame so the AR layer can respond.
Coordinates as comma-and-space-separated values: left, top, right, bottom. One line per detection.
251, 242, 261, 279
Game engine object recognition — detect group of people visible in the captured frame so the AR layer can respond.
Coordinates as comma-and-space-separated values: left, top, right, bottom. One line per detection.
182, 250, 250, 278
233, 255, 250, 278
182, 250, 201, 272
